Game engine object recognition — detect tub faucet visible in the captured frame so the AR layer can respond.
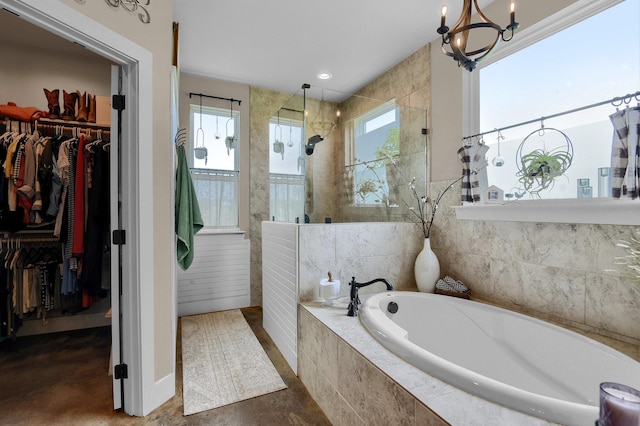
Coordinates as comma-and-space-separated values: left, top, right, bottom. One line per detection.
347, 277, 393, 317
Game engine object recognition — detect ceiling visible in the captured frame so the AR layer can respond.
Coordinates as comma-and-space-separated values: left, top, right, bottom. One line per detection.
173, 0, 495, 102
0, 8, 100, 59
1, 2, 497, 103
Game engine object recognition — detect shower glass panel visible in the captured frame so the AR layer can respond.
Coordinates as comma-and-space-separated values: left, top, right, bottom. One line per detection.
270, 84, 428, 224
269, 91, 306, 223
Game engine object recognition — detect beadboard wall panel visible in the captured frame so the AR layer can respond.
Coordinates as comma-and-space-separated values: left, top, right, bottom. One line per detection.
262, 222, 298, 373
177, 233, 250, 317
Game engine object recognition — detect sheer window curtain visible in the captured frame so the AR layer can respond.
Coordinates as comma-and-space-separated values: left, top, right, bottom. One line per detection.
269, 174, 304, 222
192, 169, 239, 227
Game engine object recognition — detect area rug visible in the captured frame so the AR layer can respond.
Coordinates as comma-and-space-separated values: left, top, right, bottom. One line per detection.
181, 309, 287, 416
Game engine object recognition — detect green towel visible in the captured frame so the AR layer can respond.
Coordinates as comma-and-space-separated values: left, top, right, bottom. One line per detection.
175, 144, 203, 270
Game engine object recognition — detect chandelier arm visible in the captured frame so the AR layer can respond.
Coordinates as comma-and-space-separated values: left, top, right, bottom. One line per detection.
449, 22, 503, 36
450, 0, 473, 33
448, 23, 501, 57
501, 27, 516, 42
441, 43, 455, 59
450, 42, 473, 70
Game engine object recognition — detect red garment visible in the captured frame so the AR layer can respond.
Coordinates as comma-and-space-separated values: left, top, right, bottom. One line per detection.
0, 102, 45, 122
72, 135, 86, 255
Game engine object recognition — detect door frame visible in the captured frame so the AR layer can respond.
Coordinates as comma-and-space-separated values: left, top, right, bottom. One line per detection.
0, 0, 169, 416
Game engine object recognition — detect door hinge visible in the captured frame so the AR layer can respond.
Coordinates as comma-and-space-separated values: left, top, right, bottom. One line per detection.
112, 229, 126, 245
112, 94, 125, 111
114, 363, 128, 380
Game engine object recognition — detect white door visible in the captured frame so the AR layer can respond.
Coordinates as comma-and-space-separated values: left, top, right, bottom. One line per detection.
110, 64, 124, 410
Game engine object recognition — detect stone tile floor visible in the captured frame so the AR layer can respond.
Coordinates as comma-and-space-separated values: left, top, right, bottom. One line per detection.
0, 307, 331, 425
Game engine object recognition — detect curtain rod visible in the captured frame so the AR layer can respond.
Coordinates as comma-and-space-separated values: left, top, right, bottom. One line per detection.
189, 92, 242, 106
463, 90, 640, 141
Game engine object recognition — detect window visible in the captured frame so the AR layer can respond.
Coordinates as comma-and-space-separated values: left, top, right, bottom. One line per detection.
351, 101, 400, 205
269, 117, 304, 222
474, 0, 639, 201
189, 104, 240, 229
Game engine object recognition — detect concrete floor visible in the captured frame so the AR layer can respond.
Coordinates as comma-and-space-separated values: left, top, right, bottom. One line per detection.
0, 307, 331, 425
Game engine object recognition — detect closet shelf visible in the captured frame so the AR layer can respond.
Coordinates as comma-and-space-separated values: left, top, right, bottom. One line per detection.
36, 117, 110, 129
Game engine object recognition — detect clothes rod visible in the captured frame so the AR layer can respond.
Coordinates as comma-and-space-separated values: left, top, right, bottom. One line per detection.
463, 90, 640, 141
189, 92, 241, 106
1, 118, 110, 139
0, 235, 60, 244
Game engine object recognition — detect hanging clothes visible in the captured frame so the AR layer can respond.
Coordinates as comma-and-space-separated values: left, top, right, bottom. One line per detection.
610, 107, 640, 199
0, 120, 112, 326
72, 135, 86, 256
78, 141, 110, 297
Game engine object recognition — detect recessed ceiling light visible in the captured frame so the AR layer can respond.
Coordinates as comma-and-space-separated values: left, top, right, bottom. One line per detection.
316, 71, 332, 80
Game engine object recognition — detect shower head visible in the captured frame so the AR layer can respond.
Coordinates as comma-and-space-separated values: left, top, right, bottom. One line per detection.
305, 134, 324, 155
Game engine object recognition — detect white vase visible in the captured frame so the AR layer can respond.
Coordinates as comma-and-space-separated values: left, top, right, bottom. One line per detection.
414, 238, 440, 293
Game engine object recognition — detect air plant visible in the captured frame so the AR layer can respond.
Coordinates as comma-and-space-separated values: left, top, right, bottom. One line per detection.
515, 127, 573, 198
516, 147, 572, 196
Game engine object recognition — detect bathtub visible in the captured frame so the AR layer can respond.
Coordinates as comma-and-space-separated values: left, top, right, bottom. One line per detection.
359, 291, 640, 426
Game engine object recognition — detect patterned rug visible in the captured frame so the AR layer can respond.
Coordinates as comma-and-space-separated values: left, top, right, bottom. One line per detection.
181, 309, 287, 416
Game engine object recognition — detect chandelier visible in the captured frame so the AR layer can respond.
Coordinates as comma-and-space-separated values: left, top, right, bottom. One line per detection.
437, 0, 519, 72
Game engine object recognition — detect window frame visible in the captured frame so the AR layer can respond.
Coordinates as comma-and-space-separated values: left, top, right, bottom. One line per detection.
457, 0, 640, 226
350, 100, 400, 206
188, 104, 242, 230
189, 104, 240, 171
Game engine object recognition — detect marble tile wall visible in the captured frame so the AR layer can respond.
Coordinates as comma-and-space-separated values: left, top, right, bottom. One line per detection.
249, 87, 294, 306
297, 222, 423, 302
429, 179, 640, 344
304, 96, 342, 224
298, 307, 448, 426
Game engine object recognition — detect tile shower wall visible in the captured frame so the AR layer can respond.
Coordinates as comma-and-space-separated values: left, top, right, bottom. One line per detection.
249, 44, 431, 307
250, 87, 293, 306
298, 222, 423, 302
429, 179, 640, 344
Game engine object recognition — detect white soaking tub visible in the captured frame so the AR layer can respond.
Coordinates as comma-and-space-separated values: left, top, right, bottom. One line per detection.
359, 291, 640, 426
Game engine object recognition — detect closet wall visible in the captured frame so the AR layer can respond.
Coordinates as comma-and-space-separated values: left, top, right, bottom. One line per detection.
0, 10, 115, 337
0, 11, 112, 109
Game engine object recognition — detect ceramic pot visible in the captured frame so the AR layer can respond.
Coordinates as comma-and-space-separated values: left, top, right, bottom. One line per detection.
415, 237, 440, 292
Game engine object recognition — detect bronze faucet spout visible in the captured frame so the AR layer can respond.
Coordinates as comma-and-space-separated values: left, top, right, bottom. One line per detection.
347, 277, 393, 317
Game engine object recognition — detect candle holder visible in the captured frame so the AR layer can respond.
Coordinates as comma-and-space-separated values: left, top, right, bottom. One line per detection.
599, 382, 640, 426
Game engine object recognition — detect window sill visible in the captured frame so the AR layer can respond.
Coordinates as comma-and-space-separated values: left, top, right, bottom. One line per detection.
452, 198, 640, 226
196, 228, 244, 235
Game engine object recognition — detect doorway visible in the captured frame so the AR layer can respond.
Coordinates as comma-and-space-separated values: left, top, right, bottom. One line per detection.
0, 0, 154, 416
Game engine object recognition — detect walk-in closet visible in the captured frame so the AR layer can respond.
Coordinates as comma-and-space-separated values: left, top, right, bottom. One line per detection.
0, 6, 117, 411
